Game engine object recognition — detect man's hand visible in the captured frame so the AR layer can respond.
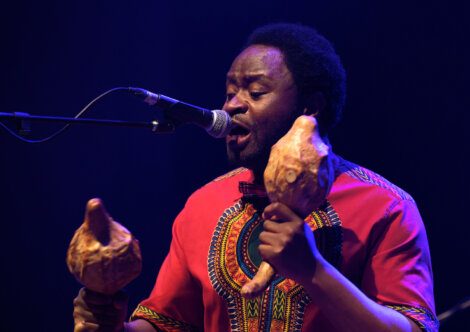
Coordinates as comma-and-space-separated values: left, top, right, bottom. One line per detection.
259, 202, 322, 284
73, 287, 128, 332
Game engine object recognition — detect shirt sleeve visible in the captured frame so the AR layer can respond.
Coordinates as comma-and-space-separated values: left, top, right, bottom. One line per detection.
361, 198, 439, 331
130, 206, 204, 332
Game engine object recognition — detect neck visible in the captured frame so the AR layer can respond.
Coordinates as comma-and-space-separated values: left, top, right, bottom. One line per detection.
252, 166, 265, 186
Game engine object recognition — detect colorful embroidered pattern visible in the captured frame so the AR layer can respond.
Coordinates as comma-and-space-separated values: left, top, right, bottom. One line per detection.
385, 304, 439, 332
130, 304, 199, 331
341, 161, 414, 202
212, 167, 249, 182
208, 200, 343, 331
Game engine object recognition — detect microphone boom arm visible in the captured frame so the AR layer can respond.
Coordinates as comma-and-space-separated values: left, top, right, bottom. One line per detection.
0, 112, 175, 134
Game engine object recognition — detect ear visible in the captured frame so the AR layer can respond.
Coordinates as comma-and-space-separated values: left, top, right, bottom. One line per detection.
302, 91, 326, 117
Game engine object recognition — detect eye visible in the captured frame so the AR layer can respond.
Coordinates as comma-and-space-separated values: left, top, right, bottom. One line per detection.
250, 91, 266, 100
225, 92, 236, 101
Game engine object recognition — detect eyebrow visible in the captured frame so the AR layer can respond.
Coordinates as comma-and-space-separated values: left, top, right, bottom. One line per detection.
226, 73, 270, 85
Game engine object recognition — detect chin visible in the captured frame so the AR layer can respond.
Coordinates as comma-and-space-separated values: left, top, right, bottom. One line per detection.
227, 147, 269, 174
226, 151, 249, 169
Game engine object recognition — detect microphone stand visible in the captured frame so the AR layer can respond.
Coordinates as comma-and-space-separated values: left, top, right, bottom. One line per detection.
438, 296, 470, 325
0, 111, 175, 134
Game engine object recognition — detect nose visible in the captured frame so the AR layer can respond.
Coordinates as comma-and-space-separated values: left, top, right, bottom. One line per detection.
223, 93, 248, 117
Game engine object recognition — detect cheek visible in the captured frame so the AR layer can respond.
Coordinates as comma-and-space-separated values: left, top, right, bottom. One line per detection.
258, 112, 291, 135
250, 121, 280, 150
250, 96, 298, 143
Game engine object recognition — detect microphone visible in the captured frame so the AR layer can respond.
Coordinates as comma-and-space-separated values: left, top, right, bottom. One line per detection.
128, 87, 231, 138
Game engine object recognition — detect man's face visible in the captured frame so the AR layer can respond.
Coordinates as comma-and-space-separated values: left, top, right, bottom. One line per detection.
224, 45, 299, 173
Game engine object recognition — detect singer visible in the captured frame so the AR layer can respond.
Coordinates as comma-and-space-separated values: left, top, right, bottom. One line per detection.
73, 23, 437, 331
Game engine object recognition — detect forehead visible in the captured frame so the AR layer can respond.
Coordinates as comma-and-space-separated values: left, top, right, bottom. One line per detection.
226, 45, 291, 83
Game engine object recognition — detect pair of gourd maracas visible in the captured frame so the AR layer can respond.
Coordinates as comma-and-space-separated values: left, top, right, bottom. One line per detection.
66, 115, 333, 299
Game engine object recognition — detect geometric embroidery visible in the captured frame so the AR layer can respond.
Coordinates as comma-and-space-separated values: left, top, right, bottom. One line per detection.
130, 304, 199, 331
207, 199, 343, 331
385, 304, 439, 332
342, 161, 414, 202
212, 167, 249, 182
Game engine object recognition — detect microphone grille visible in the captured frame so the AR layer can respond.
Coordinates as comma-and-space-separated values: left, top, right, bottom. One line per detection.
207, 110, 232, 138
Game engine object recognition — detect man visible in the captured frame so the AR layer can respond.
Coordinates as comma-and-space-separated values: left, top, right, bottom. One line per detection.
74, 23, 438, 331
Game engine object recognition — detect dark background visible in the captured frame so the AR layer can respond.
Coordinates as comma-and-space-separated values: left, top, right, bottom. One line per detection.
0, 0, 468, 330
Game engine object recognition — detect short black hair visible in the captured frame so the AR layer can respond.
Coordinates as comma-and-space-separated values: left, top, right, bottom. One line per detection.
246, 23, 346, 134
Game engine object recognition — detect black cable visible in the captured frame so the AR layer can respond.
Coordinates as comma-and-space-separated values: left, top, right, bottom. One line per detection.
0, 87, 129, 143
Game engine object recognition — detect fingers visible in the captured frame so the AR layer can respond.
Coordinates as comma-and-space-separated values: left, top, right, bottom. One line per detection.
74, 288, 127, 331
258, 203, 312, 263
79, 288, 113, 305
76, 284, 128, 308
258, 244, 275, 261
74, 321, 121, 332
262, 220, 284, 233
74, 320, 100, 332
74, 307, 121, 327
258, 228, 290, 261
258, 229, 279, 244
262, 202, 300, 222
73, 302, 124, 326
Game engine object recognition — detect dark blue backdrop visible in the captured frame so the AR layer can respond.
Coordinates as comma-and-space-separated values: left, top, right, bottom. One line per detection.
1, 1, 468, 330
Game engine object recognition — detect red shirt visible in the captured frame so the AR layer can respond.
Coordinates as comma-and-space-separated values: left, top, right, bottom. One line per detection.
131, 156, 438, 331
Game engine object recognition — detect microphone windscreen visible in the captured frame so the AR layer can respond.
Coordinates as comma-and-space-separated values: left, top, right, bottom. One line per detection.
207, 110, 232, 138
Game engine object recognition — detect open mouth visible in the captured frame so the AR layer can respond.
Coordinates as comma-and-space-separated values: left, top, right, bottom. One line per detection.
229, 124, 250, 136
227, 123, 252, 150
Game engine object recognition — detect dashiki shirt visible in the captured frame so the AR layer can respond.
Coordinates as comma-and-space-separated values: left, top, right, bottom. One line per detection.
131, 155, 438, 331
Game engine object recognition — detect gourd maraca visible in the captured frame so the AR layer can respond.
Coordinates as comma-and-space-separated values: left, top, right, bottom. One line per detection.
240, 115, 333, 298
67, 198, 142, 295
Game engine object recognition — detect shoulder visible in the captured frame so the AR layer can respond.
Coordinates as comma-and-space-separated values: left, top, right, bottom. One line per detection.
183, 167, 252, 209
327, 155, 421, 237
172, 168, 253, 241
211, 167, 251, 183
334, 156, 414, 203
